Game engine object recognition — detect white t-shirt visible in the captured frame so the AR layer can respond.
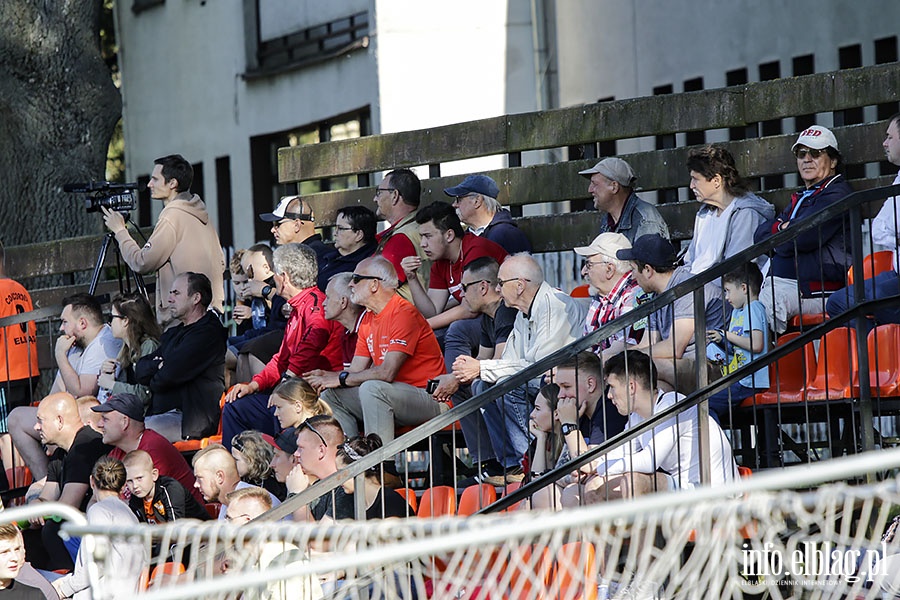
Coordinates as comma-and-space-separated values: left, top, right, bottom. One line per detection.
596, 391, 738, 489
65, 325, 122, 377
870, 171, 900, 272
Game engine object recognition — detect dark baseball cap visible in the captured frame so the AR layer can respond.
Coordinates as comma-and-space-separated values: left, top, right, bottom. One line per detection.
91, 392, 145, 422
273, 427, 298, 455
616, 234, 678, 269
443, 174, 500, 199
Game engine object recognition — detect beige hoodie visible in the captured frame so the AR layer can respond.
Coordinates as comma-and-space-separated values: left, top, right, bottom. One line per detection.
114, 192, 226, 327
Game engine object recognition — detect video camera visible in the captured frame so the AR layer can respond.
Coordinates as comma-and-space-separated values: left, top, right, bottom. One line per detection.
63, 181, 138, 214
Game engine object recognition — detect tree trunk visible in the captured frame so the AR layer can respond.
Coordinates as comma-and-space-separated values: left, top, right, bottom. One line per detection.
0, 0, 121, 245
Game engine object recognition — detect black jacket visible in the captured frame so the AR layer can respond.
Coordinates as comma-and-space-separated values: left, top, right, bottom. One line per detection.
129, 475, 210, 523
136, 310, 226, 439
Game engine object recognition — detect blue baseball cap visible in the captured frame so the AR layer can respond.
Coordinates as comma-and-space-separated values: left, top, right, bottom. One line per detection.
443, 175, 500, 199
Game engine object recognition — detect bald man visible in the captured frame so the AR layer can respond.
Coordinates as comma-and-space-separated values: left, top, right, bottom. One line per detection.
453, 253, 587, 484
26, 392, 112, 570
192, 444, 279, 519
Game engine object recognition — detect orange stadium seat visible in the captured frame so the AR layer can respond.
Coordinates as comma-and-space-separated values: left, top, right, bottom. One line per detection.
741, 332, 816, 406
457, 484, 497, 516
394, 487, 418, 514
417, 485, 456, 518
806, 327, 859, 401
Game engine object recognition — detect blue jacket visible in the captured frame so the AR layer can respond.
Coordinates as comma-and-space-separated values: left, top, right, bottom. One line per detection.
754, 174, 854, 295
481, 209, 532, 254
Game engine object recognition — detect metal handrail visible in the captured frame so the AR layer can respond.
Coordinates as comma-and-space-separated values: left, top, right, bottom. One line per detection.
484, 292, 898, 513
263, 182, 900, 522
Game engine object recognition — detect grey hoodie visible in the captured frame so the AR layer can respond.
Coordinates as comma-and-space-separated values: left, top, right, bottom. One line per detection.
684, 192, 775, 275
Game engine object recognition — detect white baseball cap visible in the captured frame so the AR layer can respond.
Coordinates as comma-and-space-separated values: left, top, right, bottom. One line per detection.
791, 125, 839, 153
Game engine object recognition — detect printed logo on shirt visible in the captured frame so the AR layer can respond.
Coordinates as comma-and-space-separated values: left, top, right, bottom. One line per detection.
389, 338, 408, 347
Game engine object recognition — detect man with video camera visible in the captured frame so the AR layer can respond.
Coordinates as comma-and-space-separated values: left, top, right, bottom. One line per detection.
102, 154, 226, 328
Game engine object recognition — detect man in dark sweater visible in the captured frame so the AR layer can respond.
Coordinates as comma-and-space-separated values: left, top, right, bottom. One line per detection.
137, 272, 226, 442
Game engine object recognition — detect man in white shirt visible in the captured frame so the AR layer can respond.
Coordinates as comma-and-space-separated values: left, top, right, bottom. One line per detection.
452, 254, 586, 483
9, 294, 121, 481
566, 350, 736, 507
826, 113, 900, 328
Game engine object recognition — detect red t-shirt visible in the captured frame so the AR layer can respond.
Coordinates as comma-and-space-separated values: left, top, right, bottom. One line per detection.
429, 233, 507, 302
109, 428, 203, 504
376, 227, 417, 284
354, 295, 444, 388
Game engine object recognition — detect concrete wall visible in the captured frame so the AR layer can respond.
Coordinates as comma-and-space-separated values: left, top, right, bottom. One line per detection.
115, 0, 377, 249
116, 0, 543, 249
555, 0, 900, 152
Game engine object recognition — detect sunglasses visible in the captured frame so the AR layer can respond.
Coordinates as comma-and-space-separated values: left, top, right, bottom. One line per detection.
794, 148, 825, 160
350, 274, 383, 284
301, 418, 327, 447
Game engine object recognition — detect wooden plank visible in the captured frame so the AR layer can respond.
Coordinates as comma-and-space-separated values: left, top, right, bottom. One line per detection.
516, 174, 896, 253
6, 228, 155, 281
280, 64, 900, 182
278, 116, 508, 183
30, 280, 137, 310
297, 121, 891, 227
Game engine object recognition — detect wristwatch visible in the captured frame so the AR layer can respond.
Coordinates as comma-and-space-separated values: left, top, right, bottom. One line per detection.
261, 285, 273, 299
338, 371, 350, 388
561, 423, 578, 436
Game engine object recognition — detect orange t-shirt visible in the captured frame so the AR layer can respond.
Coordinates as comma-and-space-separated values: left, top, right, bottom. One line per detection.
0, 278, 38, 382
355, 294, 444, 388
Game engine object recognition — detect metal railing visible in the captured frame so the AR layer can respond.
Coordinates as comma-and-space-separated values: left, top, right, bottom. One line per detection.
263, 182, 900, 521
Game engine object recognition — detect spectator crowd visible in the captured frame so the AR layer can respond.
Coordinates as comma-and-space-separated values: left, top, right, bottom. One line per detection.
1, 112, 899, 596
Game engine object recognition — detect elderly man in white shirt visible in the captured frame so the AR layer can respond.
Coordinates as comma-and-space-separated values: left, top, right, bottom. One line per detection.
453, 253, 586, 484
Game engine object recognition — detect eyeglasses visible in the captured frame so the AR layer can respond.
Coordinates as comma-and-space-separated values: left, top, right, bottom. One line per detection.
497, 277, 530, 287
301, 418, 327, 446
794, 148, 825, 160
453, 193, 477, 201
110, 313, 126, 320
273, 220, 293, 229
374, 187, 396, 196
461, 279, 491, 293
350, 274, 383, 284
581, 259, 611, 270
334, 225, 355, 232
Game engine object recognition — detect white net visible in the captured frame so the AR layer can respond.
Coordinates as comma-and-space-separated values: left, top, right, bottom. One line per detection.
40, 447, 900, 600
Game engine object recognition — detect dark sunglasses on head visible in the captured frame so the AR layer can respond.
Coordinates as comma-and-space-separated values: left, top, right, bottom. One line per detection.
301, 418, 327, 446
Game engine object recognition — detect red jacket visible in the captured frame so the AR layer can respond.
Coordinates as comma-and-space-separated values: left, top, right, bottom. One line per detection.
252, 287, 342, 391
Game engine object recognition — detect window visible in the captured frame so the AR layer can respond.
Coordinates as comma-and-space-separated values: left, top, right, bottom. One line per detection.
792, 54, 816, 132
836, 44, 865, 179
759, 62, 784, 190
875, 36, 899, 175
249, 109, 370, 242
653, 85, 678, 204
683, 78, 705, 146
726, 68, 754, 141
216, 157, 234, 248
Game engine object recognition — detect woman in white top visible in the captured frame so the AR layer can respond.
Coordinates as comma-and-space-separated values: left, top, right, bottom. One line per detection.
53, 457, 146, 599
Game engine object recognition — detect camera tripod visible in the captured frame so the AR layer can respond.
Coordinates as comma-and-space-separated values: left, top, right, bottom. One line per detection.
88, 228, 149, 299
